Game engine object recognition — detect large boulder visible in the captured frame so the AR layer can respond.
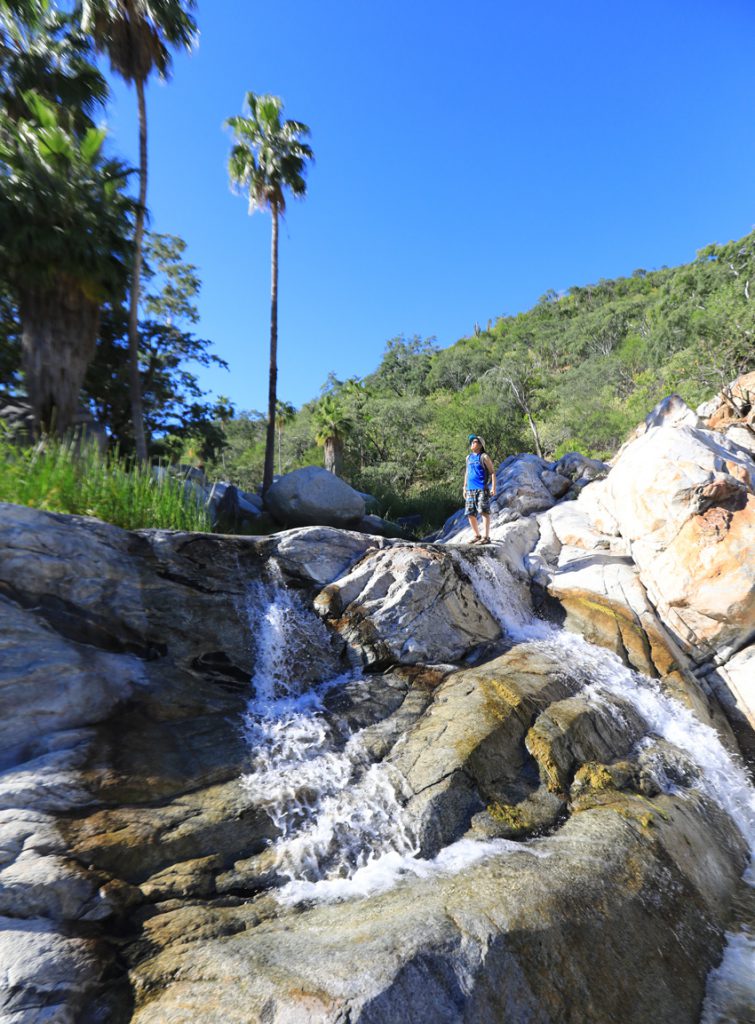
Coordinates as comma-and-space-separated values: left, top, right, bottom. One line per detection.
495, 453, 561, 515
314, 544, 503, 667
525, 408, 755, 753
698, 371, 755, 423
212, 483, 270, 533
699, 372, 755, 458
600, 424, 755, 663
387, 644, 576, 855
611, 394, 701, 463
702, 642, 755, 760
127, 735, 747, 1024
524, 496, 731, 737
0, 506, 384, 1021
265, 466, 366, 528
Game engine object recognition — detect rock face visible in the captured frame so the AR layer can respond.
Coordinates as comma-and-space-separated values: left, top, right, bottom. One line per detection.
265, 465, 366, 528
314, 545, 503, 667
211, 482, 268, 533
128, 790, 744, 1024
1, 379, 754, 1024
436, 451, 608, 543
0, 507, 388, 1021
597, 423, 755, 687
437, 379, 755, 754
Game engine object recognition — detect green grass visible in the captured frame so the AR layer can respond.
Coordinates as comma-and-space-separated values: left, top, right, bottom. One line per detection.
369, 481, 461, 536
0, 432, 212, 532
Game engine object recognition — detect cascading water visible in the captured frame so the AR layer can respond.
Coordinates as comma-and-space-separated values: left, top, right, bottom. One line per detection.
241, 552, 755, 1018
242, 577, 418, 896
463, 553, 755, 1024
242, 570, 548, 904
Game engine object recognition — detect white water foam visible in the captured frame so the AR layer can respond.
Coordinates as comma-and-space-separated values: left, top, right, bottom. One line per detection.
242, 574, 552, 905
464, 551, 755, 1015
279, 837, 549, 905
462, 553, 755, 853
243, 544, 755, 1018
459, 552, 551, 642
242, 581, 418, 890
701, 926, 755, 1024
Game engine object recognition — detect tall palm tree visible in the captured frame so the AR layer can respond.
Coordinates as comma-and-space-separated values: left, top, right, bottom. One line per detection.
1, 5, 107, 129
225, 92, 313, 495
79, 0, 197, 461
0, 91, 133, 432
313, 395, 352, 476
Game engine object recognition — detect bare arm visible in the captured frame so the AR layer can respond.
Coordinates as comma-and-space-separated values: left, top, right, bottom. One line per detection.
484, 455, 497, 495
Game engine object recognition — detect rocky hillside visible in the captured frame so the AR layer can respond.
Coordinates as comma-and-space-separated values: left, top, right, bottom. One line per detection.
0, 379, 753, 1023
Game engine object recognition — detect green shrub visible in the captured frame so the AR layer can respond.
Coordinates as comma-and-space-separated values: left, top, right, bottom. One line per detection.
0, 431, 211, 532
364, 480, 461, 535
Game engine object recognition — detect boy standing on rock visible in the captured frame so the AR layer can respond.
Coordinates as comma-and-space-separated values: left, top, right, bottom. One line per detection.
463, 434, 497, 544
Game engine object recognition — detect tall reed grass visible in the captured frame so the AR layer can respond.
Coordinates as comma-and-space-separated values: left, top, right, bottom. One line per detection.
370, 482, 460, 535
0, 431, 211, 532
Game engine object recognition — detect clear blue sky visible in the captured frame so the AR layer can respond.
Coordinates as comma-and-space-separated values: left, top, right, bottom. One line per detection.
102, 0, 755, 415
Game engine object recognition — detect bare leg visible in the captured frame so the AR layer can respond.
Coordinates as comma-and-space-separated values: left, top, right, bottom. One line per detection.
482, 513, 490, 540
467, 515, 481, 539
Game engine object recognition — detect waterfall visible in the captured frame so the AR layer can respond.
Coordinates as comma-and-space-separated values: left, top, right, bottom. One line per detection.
462, 552, 755, 1024
242, 579, 418, 897
242, 575, 548, 904
462, 553, 755, 852
241, 552, 755, 1011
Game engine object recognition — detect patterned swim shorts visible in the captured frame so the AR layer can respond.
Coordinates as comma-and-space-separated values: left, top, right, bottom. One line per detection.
465, 489, 491, 517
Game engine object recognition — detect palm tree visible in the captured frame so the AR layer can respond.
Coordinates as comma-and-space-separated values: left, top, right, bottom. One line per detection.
79, 0, 197, 461
225, 92, 313, 495
0, 91, 133, 432
1, 5, 107, 128
313, 395, 352, 476
275, 398, 296, 475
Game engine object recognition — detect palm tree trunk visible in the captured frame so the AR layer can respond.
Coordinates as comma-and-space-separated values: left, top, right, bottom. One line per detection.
128, 76, 149, 462
262, 204, 279, 495
323, 436, 343, 475
333, 436, 343, 476
20, 280, 100, 435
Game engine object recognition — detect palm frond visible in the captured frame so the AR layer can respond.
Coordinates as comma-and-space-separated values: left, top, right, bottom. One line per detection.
79, 0, 197, 82
225, 92, 312, 216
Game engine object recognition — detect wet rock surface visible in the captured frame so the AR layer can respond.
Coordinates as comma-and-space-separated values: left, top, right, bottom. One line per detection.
127, 791, 746, 1024
314, 544, 503, 667
2, 385, 755, 1024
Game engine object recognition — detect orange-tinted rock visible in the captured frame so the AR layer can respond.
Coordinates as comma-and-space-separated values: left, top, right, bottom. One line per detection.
732, 370, 755, 408
708, 404, 740, 431
642, 494, 755, 660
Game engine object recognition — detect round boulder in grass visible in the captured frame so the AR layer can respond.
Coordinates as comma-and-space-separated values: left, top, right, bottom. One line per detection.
265, 466, 366, 528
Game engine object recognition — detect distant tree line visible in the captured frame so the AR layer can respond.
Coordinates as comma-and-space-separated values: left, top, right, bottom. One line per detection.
204, 233, 755, 518
0, 0, 318, 488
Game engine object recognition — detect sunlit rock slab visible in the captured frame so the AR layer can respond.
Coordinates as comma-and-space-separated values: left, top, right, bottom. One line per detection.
314, 544, 502, 666
128, 791, 746, 1024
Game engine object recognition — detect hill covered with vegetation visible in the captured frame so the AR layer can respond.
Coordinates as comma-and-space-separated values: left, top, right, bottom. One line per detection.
210, 230, 755, 521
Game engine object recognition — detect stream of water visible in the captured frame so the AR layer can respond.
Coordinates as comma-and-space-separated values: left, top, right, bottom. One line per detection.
242, 553, 755, 1021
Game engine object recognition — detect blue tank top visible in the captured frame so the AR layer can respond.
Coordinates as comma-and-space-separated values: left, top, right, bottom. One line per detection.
466, 452, 487, 490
